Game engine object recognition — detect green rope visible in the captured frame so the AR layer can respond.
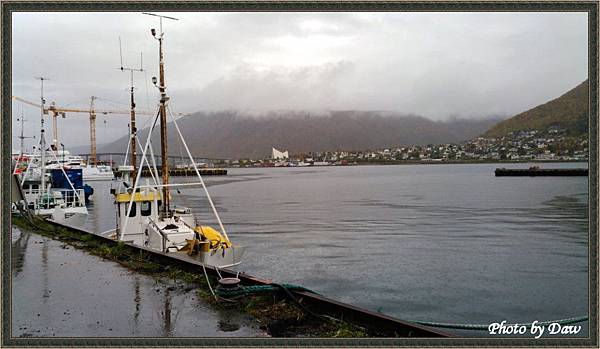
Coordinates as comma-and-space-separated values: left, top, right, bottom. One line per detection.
215, 283, 317, 298
413, 316, 589, 330
216, 283, 587, 332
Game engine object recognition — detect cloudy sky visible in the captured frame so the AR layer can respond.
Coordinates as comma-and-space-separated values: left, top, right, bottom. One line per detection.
12, 11, 588, 150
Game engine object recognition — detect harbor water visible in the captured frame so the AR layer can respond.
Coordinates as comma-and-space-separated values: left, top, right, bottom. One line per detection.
13, 162, 589, 336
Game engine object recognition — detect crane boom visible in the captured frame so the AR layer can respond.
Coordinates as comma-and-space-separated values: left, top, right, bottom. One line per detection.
13, 96, 191, 116
12, 96, 49, 113
12, 95, 191, 163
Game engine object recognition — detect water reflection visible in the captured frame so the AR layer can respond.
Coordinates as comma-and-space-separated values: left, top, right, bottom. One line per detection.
162, 287, 172, 337
41, 240, 49, 302
11, 229, 30, 276
133, 275, 140, 330
11, 227, 261, 337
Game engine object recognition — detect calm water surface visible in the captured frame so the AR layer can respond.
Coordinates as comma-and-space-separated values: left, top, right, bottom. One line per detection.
14, 162, 589, 336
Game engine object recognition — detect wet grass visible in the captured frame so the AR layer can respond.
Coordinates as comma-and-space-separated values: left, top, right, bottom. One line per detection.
11, 214, 372, 337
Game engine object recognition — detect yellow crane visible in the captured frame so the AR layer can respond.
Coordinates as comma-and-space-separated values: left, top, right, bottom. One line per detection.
12, 95, 191, 165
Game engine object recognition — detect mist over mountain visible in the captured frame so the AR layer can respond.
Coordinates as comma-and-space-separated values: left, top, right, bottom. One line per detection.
95, 111, 503, 159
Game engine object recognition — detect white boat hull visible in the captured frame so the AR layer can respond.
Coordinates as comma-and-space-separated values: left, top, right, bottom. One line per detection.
84, 176, 114, 181
104, 226, 245, 268
192, 245, 246, 268
41, 207, 88, 227
83, 166, 114, 181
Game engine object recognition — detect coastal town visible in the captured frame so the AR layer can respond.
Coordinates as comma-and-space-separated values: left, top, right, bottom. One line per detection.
217, 127, 589, 168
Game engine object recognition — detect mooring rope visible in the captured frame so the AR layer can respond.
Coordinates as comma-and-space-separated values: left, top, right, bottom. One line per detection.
200, 263, 218, 301
215, 283, 317, 298
215, 282, 587, 331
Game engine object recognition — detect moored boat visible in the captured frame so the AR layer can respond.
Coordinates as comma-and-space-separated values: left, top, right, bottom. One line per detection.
109, 15, 244, 268
83, 164, 115, 181
12, 78, 89, 227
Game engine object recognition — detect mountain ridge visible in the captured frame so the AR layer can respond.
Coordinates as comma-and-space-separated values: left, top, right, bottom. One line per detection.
483, 79, 589, 138
95, 111, 502, 159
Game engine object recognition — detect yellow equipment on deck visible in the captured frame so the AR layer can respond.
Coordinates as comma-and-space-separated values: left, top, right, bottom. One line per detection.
181, 226, 231, 255
195, 225, 231, 249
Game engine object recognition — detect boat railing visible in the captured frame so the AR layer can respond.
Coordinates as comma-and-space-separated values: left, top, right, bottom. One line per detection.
52, 188, 87, 208
23, 187, 44, 196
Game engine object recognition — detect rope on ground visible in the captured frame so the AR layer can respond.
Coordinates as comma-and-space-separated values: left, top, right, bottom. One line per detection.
13, 208, 55, 234
271, 283, 327, 321
215, 282, 328, 320
215, 283, 317, 298
412, 315, 589, 330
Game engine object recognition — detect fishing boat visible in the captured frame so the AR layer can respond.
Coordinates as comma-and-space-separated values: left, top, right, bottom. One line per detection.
83, 164, 115, 181
21, 167, 89, 226
109, 15, 244, 268
45, 150, 114, 181
13, 80, 90, 227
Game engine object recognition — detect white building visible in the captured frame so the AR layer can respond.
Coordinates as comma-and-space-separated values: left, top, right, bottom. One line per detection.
272, 147, 289, 160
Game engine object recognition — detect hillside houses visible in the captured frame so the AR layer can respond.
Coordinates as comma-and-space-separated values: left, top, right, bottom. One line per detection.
222, 127, 588, 167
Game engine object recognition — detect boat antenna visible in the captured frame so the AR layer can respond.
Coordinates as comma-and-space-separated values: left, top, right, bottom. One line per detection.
17, 108, 35, 155
144, 12, 179, 218
118, 35, 144, 185
35, 76, 48, 199
13, 107, 36, 175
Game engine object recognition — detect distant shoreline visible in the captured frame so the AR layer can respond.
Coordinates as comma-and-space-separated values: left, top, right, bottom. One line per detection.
221, 159, 588, 169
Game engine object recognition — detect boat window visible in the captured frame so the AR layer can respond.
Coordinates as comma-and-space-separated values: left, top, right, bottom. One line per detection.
141, 201, 151, 216
127, 202, 137, 217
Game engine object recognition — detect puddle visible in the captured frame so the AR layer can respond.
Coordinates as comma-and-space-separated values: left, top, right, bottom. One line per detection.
11, 226, 266, 337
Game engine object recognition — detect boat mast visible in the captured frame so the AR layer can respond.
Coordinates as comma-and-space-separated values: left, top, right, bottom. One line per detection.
145, 12, 178, 217
35, 77, 48, 198
119, 36, 144, 184
158, 29, 169, 216
14, 107, 35, 175
130, 72, 138, 183
18, 110, 25, 154
17, 110, 34, 156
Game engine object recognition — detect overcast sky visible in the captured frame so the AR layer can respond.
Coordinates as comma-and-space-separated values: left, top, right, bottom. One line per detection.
11, 11, 588, 150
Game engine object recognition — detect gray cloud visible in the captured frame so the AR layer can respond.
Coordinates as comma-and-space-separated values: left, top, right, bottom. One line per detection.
11, 11, 587, 150
192, 61, 355, 111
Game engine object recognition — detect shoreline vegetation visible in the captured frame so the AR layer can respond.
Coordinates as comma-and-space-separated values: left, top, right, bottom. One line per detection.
11, 215, 373, 338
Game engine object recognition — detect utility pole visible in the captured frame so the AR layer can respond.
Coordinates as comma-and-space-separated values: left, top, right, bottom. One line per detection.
145, 12, 178, 217
119, 36, 144, 185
